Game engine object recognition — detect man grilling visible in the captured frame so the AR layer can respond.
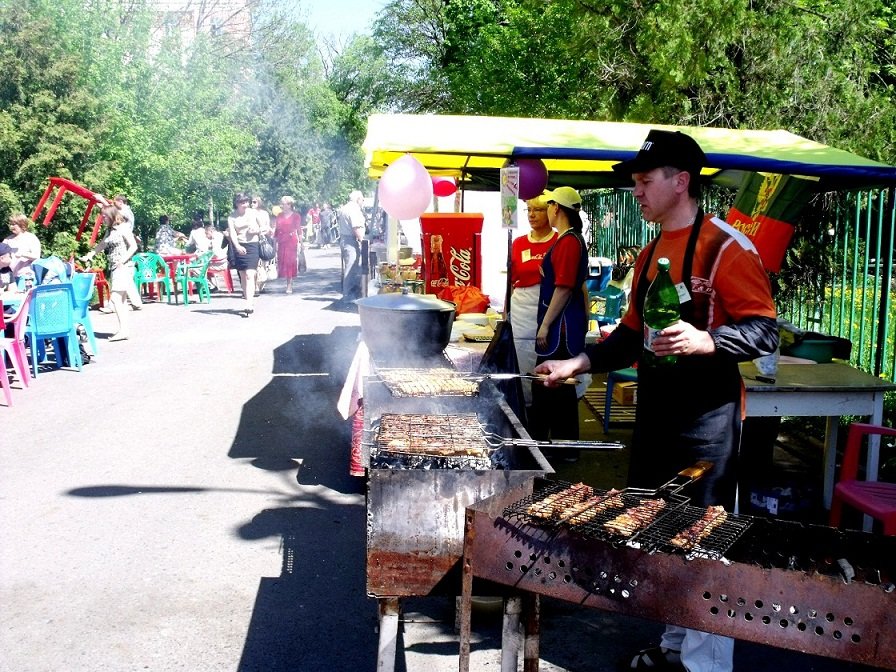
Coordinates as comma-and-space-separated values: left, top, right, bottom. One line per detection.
536, 129, 778, 672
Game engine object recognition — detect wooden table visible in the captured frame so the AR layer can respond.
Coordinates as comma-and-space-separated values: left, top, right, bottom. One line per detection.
741, 361, 896, 524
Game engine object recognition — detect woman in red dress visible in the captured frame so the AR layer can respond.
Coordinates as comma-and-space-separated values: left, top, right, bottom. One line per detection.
274, 196, 303, 294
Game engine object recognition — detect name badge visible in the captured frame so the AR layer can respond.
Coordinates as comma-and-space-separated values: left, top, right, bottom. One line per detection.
675, 282, 690, 303
521, 249, 531, 263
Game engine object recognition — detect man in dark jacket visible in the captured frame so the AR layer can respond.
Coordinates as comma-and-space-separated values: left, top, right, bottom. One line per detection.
536, 130, 779, 672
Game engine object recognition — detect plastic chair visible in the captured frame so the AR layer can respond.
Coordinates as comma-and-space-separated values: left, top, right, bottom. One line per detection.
174, 252, 213, 304
829, 423, 896, 535
92, 269, 110, 308
603, 367, 638, 433
206, 259, 234, 293
0, 290, 33, 406
32, 256, 71, 284
71, 272, 98, 356
589, 285, 625, 331
26, 283, 82, 377
133, 252, 174, 303
73, 262, 110, 309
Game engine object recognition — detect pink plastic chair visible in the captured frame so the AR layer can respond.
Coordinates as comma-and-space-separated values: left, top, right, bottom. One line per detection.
1, 291, 33, 406
829, 423, 896, 535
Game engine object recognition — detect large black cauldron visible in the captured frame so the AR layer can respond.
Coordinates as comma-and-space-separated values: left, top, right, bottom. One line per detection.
356, 290, 456, 361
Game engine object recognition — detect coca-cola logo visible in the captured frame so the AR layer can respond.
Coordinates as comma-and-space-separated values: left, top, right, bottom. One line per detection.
430, 277, 450, 288
449, 246, 472, 285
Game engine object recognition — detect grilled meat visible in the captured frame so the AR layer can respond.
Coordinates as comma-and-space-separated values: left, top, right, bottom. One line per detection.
562, 489, 624, 525
604, 498, 667, 537
526, 483, 594, 520
379, 368, 479, 397
375, 413, 488, 457
670, 505, 728, 550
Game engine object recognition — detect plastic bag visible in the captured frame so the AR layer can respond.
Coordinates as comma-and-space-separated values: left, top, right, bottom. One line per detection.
436, 285, 490, 313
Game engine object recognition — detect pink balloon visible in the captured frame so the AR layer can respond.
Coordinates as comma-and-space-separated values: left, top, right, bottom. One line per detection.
516, 158, 549, 200
378, 154, 434, 220
432, 176, 457, 197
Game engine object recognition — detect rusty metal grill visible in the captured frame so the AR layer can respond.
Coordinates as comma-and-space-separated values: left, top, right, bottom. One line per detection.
460, 479, 896, 671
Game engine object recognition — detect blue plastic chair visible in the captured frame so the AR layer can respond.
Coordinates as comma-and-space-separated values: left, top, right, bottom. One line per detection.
26, 283, 82, 377
32, 256, 71, 284
603, 367, 638, 433
71, 272, 98, 357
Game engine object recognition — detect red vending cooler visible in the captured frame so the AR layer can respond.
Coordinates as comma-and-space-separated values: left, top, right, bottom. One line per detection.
420, 212, 484, 294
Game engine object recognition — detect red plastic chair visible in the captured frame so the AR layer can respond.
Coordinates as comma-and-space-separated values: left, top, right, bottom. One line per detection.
829, 423, 896, 535
1, 290, 33, 406
207, 260, 234, 293
92, 269, 111, 308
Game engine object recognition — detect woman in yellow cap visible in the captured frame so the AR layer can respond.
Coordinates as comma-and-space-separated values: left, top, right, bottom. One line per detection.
509, 194, 558, 409
531, 186, 589, 456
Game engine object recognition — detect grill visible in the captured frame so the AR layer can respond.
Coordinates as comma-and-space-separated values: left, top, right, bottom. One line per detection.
459, 478, 896, 671
363, 377, 549, 598
361, 347, 551, 671
374, 367, 481, 397
501, 478, 749, 558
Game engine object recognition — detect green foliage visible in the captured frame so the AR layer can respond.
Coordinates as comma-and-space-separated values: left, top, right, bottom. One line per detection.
371, 0, 896, 164
0, 0, 369, 245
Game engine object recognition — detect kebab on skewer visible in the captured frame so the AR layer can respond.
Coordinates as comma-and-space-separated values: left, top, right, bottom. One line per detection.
669, 505, 728, 550
526, 483, 594, 520
604, 498, 668, 537
560, 489, 625, 525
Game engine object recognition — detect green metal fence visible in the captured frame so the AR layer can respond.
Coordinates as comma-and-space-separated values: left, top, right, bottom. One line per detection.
583, 187, 896, 382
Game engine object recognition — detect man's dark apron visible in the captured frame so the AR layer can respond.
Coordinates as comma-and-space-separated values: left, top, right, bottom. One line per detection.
629, 210, 742, 509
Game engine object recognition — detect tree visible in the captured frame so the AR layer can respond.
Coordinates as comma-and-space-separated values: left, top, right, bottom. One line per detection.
370, 0, 896, 164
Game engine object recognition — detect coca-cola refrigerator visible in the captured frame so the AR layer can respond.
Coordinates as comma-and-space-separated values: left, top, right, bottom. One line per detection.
420, 213, 484, 294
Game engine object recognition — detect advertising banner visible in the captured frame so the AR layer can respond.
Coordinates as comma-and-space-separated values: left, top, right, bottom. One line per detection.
727, 172, 815, 273
420, 213, 484, 293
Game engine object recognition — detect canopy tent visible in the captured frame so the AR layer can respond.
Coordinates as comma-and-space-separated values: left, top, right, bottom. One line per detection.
363, 114, 896, 192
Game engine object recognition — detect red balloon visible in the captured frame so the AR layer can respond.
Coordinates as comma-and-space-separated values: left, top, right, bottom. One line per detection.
516, 158, 549, 200
432, 176, 457, 197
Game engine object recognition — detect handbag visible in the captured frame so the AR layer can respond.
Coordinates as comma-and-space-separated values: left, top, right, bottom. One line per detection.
297, 243, 307, 274
259, 235, 276, 262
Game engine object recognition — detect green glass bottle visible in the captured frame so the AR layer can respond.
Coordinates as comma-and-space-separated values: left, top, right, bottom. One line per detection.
643, 257, 680, 366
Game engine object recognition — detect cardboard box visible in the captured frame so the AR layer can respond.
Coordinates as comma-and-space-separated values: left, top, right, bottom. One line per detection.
612, 381, 637, 406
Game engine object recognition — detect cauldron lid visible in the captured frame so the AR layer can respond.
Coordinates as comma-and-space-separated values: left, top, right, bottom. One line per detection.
356, 291, 455, 312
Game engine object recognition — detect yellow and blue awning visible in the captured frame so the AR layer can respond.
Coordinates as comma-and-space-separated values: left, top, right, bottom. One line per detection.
363, 114, 896, 191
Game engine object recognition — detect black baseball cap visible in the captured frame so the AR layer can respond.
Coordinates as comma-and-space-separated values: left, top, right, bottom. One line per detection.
612, 129, 707, 176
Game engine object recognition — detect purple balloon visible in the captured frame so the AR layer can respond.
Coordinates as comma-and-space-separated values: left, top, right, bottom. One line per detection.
516, 158, 549, 200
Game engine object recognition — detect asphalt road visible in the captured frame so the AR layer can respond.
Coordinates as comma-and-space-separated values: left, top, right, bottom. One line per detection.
0, 247, 883, 672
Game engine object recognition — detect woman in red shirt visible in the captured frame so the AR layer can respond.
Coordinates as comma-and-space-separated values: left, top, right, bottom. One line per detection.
530, 186, 589, 452
509, 194, 557, 408
274, 196, 303, 294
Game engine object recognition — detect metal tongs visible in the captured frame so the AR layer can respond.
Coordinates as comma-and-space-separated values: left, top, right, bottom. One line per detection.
479, 429, 623, 452
462, 372, 581, 386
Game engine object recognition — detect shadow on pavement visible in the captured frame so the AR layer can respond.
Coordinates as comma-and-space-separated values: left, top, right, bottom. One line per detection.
227, 326, 360, 487
231, 326, 373, 671
236, 502, 374, 672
